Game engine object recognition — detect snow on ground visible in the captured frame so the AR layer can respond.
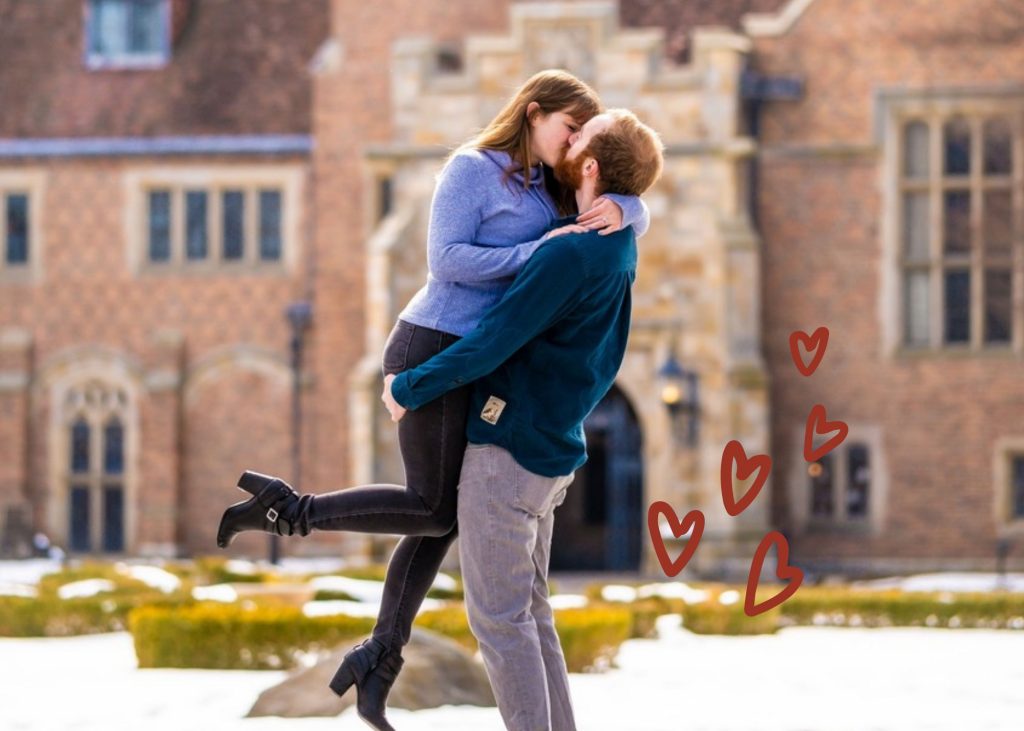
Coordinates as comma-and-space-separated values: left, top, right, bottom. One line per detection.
307, 575, 394, 603
3, 615, 1023, 730
191, 583, 239, 602
115, 564, 181, 593
0, 580, 37, 598
0, 558, 63, 585
56, 578, 116, 599
307, 571, 457, 600
3, 565, 1024, 730
548, 593, 589, 609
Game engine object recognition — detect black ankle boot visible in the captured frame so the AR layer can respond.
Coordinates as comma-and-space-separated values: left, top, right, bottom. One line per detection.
356, 649, 404, 731
216, 470, 303, 548
329, 638, 405, 731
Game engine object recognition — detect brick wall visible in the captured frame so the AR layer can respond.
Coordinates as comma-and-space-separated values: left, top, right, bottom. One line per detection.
753, 0, 1024, 568
0, 0, 330, 137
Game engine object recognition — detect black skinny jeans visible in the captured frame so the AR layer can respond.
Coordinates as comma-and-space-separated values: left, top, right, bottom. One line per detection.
294, 319, 470, 652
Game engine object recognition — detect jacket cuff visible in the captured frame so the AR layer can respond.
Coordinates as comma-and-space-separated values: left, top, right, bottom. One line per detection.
390, 371, 418, 410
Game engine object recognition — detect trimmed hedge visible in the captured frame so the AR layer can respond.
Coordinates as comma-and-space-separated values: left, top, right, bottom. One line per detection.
130, 603, 375, 669
308, 564, 464, 600
2, 561, 195, 637
623, 597, 677, 639
585, 581, 1024, 635
779, 587, 1024, 629
581, 582, 689, 638
554, 606, 632, 672
311, 589, 359, 602
319, 565, 464, 597
193, 557, 272, 585
1, 596, 122, 637
128, 601, 632, 672
680, 585, 1024, 634
0, 594, 194, 637
682, 599, 780, 635
36, 562, 170, 597
323, 564, 390, 583
414, 605, 478, 651
415, 603, 632, 672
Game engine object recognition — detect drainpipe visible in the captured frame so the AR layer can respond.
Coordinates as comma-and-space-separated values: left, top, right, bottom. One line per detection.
740, 65, 804, 229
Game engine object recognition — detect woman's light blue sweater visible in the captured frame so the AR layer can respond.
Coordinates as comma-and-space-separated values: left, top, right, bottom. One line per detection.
399, 147, 649, 336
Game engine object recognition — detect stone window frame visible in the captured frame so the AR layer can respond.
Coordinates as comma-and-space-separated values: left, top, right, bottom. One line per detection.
49, 373, 140, 556
879, 88, 1024, 359
790, 424, 888, 536
993, 436, 1024, 539
124, 165, 304, 276
83, 0, 172, 71
0, 171, 46, 284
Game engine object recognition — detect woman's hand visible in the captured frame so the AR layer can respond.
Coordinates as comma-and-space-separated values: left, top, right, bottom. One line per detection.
542, 224, 588, 241
576, 197, 624, 236
382, 374, 407, 422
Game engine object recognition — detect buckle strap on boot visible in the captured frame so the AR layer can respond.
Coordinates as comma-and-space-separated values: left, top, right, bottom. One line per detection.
374, 650, 404, 684
348, 634, 387, 679
255, 480, 297, 511
252, 480, 299, 535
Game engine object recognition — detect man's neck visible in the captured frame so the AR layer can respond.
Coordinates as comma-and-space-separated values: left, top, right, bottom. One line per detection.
574, 179, 598, 215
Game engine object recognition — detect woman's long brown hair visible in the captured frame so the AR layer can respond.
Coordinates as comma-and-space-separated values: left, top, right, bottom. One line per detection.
455, 69, 601, 215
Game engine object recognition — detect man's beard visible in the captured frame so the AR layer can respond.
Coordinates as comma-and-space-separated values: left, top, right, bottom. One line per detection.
553, 147, 588, 191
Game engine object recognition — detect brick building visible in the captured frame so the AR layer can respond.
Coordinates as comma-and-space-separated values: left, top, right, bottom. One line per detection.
0, 0, 334, 559
0, 0, 1021, 578
749, 0, 1024, 574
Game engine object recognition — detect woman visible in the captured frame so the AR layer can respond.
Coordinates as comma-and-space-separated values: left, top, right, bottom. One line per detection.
216, 69, 648, 730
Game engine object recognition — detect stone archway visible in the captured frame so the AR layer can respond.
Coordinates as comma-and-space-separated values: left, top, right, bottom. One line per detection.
551, 385, 643, 572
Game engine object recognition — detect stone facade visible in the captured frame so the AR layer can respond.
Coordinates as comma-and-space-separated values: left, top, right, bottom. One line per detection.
353, 1, 772, 576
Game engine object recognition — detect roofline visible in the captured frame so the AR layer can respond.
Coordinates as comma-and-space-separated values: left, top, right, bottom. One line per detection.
0, 134, 313, 159
742, 0, 819, 38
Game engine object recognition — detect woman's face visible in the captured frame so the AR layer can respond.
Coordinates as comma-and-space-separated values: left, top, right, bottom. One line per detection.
528, 104, 584, 168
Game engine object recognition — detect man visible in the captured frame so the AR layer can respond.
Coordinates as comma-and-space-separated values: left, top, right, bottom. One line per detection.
383, 108, 663, 731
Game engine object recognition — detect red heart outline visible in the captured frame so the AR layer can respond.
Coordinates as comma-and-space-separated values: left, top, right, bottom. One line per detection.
789, 327, 829, 377
803, 404, 848, 462
744, 530, 804, 616
720, 440, 772, 517
647, 502, 704, 578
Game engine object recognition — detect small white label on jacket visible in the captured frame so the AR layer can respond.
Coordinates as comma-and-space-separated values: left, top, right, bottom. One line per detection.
480, 396, 507, 425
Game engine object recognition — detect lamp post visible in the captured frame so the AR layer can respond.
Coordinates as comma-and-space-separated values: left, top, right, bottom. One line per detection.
996, 537, 1011, 591
657, 351, 699, 447
271, 300, 313, 565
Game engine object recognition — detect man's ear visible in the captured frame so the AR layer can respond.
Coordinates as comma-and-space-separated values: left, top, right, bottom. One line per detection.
583, 158, 599, 178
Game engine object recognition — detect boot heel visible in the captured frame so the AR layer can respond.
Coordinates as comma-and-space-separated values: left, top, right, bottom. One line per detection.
328, 662, 357, 698
237, 470, 274, 496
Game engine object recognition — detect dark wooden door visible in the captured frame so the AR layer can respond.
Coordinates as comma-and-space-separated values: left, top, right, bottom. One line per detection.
550, 387, 643, 571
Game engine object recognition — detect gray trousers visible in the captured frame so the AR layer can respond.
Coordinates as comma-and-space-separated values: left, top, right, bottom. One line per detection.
457, 443, 576, 731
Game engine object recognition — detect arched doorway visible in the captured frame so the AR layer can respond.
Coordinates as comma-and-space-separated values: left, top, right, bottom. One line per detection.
551, 385, 643, 571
